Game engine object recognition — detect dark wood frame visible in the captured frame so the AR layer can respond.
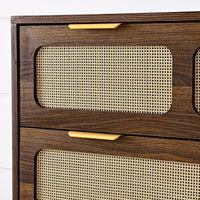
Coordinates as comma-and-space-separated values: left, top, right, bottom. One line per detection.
12, 12, 200, 200
11, 11, 200, 24
12, 23, 19, 200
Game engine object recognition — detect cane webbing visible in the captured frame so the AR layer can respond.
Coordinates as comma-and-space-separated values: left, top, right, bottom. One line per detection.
195, 49, 200, 114
36, 45, 172, 114
37, 149, 200, 200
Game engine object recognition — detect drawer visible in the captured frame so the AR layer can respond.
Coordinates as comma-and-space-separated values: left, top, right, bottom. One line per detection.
19, 22, 200, 139
19, 127, 200, 200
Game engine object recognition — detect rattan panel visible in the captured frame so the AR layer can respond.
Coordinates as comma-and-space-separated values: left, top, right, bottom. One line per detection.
37, 149, 200, 200
36, 45, 172, 114
195, 49, 200, 114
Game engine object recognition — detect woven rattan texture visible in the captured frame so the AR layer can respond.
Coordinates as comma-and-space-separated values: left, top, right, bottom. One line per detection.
36, 45, 172, 114
195, 49, 200, 113
37, 149, 200, 200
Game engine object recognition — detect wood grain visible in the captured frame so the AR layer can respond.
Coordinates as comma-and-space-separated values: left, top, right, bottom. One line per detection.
19, 23, 200, 139
12, 13, 200, 199
20, 183, 34, 200
11, 11, 200, 24
19, 127, 200, 199
12, 24, 19, 200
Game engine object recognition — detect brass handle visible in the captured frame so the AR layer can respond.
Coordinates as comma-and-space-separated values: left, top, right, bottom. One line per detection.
68, 131, 121, 140
68, 23, 122, 30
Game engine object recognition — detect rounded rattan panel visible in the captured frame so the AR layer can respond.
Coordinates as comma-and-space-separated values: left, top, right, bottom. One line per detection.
36, 46, 172, 114
37, 149, 200, 200
195, 49, 200, 114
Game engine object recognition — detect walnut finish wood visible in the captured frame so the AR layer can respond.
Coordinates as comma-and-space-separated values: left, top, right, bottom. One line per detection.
20, 23, 200, 139
12, 13, 200, 200
12, 23, 19, 200
20, 183, 33, 200
19, 127, 200, 199
11, 11, 200, 24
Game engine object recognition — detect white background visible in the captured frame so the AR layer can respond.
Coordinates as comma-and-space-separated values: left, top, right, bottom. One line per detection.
1, 0, 200, 199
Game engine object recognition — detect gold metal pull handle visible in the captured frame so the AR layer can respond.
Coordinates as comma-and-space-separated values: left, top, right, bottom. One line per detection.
68, 131, 121, 140
68, 23, 121, 30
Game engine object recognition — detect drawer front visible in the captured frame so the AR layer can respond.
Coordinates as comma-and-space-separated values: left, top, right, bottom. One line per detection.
20, 23, 200, 139
20, 128, 200, 200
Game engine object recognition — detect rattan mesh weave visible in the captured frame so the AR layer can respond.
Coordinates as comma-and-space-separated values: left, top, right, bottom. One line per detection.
36, 45, 172, 114
195, 49, 200, 114
37, 149, 200, 200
